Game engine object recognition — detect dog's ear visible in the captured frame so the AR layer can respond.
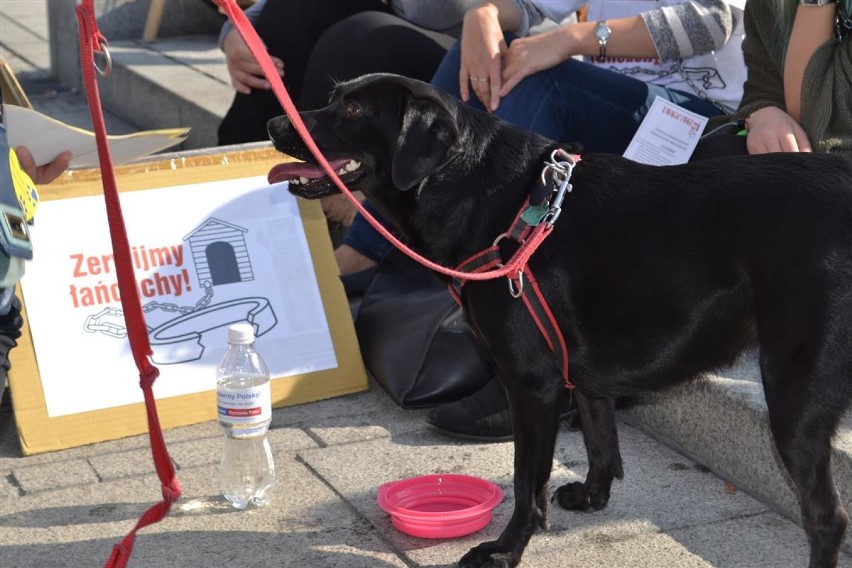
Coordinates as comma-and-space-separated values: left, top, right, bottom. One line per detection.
391, 97, 459, 191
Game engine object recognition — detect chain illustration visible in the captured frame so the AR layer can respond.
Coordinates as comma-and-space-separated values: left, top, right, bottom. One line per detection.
84, 307, 129, 338
84, 280, 215, 337
605, 61, 734, 114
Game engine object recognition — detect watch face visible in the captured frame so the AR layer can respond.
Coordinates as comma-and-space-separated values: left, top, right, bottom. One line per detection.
595, 22, 611, 41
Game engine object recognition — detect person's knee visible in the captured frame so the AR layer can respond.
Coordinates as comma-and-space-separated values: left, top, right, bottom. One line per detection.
302, 11, 452, 109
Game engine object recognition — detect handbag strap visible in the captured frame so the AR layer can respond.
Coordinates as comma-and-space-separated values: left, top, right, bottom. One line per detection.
74, 4, 180, 568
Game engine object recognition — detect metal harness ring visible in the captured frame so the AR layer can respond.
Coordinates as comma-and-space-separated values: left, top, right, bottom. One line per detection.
491, 233, 525, 298
94, 39, 112, 77
508, 271, 524, 298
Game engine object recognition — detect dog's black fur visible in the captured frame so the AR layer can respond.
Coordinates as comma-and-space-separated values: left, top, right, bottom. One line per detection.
268, 74, 852, 568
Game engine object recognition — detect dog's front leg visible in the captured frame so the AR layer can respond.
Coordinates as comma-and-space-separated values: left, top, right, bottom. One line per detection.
459, 379, 561, 568
553, 390, 624, 511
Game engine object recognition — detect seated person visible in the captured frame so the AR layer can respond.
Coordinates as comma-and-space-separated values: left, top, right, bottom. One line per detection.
735, 0, 851, 155
217, 0, 479, 144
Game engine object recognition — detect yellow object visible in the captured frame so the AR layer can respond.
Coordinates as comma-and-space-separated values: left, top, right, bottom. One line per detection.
7, 147, 38, 221
9, 146, 366, 455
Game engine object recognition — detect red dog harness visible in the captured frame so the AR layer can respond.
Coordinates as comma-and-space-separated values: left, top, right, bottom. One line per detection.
451, 149, 579, 388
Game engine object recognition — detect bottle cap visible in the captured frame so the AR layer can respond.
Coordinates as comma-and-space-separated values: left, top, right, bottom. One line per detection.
228, 322, 255, 345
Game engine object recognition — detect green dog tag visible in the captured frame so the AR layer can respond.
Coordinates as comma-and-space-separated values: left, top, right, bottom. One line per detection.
521, 205, 549, 226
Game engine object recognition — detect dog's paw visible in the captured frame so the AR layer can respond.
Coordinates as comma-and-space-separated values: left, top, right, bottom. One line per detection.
553, 481, 611, 512
553, 481, 588, 510
458, 541, 520, 568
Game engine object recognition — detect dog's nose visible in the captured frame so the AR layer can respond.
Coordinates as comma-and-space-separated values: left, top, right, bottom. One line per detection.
266, 115, 292, 141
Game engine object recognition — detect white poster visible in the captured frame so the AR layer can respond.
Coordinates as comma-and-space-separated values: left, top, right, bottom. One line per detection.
21, 176, 337, 417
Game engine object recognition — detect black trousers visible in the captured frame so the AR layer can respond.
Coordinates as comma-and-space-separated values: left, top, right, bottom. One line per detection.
217, 2, 455, 145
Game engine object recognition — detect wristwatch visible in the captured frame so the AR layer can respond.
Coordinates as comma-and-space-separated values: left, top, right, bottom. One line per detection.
594, 20, 612, 60
799, 0, 835, 5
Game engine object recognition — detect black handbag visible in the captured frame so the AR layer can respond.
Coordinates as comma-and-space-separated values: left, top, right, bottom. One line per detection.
354, 248, 494, 409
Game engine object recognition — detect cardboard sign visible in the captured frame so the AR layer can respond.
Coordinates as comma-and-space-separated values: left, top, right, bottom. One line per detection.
10, 145, 367, 455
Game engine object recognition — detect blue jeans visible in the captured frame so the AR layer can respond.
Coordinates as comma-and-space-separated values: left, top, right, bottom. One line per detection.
345, 36, 724, 260
342, 200, 395, 262
431, 37, 724, 153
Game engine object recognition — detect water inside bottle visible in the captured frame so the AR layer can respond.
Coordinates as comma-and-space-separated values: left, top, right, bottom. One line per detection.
220, 434, 275, 509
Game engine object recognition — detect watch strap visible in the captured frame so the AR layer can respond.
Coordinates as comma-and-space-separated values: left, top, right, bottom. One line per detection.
595, 20, 611, 60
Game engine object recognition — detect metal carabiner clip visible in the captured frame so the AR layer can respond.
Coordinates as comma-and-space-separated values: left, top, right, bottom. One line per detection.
508, 271, 525, 298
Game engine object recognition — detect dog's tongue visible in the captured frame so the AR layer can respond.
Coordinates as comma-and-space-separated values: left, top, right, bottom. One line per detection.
268, 159, 350, 185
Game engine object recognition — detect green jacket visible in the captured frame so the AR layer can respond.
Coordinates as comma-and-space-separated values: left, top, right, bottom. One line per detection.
736, 0, 852, 155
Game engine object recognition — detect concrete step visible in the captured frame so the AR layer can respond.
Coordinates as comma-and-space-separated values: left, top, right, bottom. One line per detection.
95, 35, 233, 151
623, 349, 852, 552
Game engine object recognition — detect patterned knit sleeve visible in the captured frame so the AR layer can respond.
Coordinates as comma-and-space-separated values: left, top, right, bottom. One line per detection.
641, 0, 735, 61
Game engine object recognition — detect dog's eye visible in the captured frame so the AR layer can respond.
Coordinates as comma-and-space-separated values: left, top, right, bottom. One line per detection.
344, 101, 363, 119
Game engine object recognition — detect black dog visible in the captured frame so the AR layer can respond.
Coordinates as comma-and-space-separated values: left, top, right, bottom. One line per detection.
268, 74, 852, 568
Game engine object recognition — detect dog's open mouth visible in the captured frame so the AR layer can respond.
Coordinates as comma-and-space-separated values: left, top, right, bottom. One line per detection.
268, 158, 363, 198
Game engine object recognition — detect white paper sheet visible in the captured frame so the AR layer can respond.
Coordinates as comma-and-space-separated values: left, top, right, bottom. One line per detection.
4, 104, 189, 169
623, 97, 709, 166
21, 176, 337, 417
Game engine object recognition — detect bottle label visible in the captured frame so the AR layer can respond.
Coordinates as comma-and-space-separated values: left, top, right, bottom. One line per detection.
217, 384, 272, 425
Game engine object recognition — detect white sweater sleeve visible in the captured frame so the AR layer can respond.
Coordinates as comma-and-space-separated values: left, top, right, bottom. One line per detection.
522, 0, 586, 31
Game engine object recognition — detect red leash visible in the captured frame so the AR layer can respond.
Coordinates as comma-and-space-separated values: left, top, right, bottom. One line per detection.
71, 2, 571, 564
75, 3, 180, 567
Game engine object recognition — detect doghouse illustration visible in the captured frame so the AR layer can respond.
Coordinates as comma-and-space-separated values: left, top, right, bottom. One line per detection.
184, 217, 254, 286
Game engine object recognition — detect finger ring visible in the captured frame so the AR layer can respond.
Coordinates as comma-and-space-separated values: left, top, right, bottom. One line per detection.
470, 76, 488, 83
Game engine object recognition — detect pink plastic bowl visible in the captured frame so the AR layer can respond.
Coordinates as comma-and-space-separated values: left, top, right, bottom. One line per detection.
377, 473, 503, 539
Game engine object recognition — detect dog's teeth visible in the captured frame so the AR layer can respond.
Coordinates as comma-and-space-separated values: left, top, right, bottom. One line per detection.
289, 179, 300, 185
338, 168, 347, 175
299, 177, 309, 184
346, 160, 361, 172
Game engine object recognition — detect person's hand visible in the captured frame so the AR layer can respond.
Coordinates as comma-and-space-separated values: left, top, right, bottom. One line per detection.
15, 146, 72, 185
222, 28, 284, 95
500, 28, 571, 98
459, 4, 508, 111
745, 106, 812, 154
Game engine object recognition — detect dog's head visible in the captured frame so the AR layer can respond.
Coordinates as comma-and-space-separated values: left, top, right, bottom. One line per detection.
267, 74, 464, 203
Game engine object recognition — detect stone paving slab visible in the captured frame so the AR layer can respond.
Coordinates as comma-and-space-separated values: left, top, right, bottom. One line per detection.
0, 428, 406, 568
624, 350, 852, 550
298, 421, 836, 567
2, 377, 852, 568
1, 471, 407, 567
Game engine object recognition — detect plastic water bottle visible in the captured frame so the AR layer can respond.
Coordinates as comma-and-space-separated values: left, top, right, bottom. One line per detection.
217, 322, 275, 509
